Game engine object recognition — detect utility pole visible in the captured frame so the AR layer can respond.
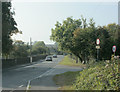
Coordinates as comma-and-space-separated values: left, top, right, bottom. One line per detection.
30, 37, 32, 63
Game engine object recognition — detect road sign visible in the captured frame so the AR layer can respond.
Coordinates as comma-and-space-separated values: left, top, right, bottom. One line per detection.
112, 45, 116, 52
96, 39, 100, 45
96, 46, 100, 49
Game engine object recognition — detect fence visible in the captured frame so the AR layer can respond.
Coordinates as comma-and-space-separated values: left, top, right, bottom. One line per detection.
2, 54, 47, 69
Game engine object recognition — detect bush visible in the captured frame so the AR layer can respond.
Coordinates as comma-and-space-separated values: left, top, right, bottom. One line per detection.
73, 59, 119, 90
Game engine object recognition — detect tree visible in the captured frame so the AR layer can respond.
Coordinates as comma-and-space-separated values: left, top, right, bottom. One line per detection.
73, 26, 112, 62
104, 23, 120, 56
94, 27, 111, 60
116, 26, 120, 55
2, 2, 21, 57
50, 17, 82, 54
32, 41, 47, 55
73, 28, 92, 63
50, 16, 94, 63
51, 16, 120, 63
11, 40, 29, 58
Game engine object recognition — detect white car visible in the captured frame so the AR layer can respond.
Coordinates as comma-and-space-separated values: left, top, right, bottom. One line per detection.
45, 56, 52, 61
53, 54, 57, 58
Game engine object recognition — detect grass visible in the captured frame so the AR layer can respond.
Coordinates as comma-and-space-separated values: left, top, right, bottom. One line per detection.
59, 55, 86, 68
53, 56, 119, 90
53, 71, 80, 90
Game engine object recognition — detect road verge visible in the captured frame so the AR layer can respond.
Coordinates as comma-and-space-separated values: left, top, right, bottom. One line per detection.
53, 59, 119, 90
59, 55, 86, 68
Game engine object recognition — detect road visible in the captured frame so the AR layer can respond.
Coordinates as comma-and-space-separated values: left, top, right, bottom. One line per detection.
2, 55, 82, 91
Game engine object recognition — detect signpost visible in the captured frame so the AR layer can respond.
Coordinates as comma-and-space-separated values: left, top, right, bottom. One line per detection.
96, 46, 100, 49
96, 38, 100, 61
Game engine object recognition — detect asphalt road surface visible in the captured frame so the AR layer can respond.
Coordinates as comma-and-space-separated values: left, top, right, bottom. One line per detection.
2, 55, 82, 91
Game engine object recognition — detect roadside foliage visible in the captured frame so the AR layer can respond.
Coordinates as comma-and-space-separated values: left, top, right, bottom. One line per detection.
51, 17, 120, 90
2, 2, 20, 57
73, 59, 119, 90
54, 56, 119, 90
50, 17, 120, 63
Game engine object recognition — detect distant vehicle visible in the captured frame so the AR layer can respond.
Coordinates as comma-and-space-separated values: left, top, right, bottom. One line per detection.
45, 56, 52, 61
53, 54, 57, 58
63, 53, 67, 56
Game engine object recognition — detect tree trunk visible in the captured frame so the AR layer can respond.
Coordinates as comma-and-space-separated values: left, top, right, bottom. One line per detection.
71, 52, 83, 63
82, 55, 86, 64
77, 55, 83, 63
75, 56, 78, 63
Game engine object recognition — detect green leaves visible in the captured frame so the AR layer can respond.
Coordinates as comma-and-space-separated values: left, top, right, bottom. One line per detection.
51, 16, 120, 63
50, 17, 82, 51
2, 2, 20, 56
73, 60, 119, 90
11, 40, 29, 58
32, 41, 47, 55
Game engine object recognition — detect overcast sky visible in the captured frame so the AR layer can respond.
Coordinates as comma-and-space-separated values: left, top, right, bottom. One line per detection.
11, 0, 118, 44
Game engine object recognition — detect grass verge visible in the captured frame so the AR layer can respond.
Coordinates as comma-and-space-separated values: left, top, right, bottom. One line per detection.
59, 55, 86, 68
53, 56, 119, 90
53, 71, 80, 90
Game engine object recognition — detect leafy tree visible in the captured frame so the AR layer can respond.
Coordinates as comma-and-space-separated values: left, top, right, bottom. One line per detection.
72, 18, 96, 63
116, 26, 120, 55
50, 17, 82, 61
2, 2, 21, 57
94, 27, 111, 60
104, 23, 120, 55
73, 26, 112, 62
51, 16, 120, 63
50, 17, 95, 63
32, 41, 47, 55
73, 28, 92, 63
11, 40, 29, 58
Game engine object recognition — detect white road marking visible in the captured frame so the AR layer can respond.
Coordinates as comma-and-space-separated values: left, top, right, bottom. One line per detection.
19, 85, 24, 88
26, 65, 57, 91
26, 56, 64, 91
26, 80, 31, 91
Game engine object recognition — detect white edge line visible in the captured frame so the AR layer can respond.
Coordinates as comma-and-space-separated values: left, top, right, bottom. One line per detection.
26, 80, 31, 91
18, 85, 24, 88
26, 66, 57, 91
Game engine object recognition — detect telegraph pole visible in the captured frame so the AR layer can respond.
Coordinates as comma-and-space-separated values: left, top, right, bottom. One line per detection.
30, 37, 32, 63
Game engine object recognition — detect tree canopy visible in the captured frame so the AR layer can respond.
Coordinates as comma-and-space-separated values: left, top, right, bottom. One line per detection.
50, 16, 120, 63
50, 17, 82, 52
32, 41, 48, 55
2, 2, 21, 57
11, 40, 29, 58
